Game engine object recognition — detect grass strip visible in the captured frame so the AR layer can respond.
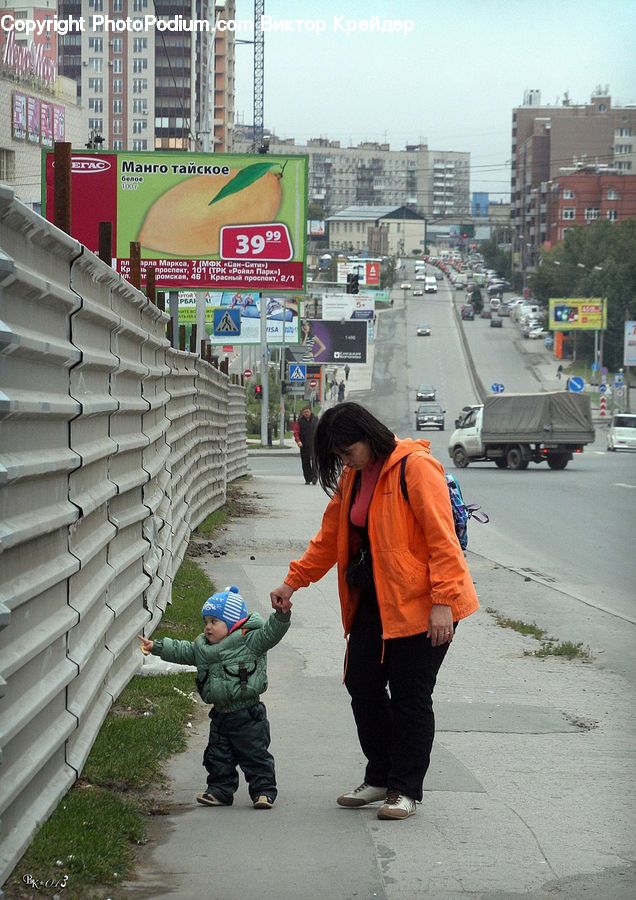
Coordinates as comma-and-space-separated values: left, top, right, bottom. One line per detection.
485, 607, 551, 640
526, 640, 593, 661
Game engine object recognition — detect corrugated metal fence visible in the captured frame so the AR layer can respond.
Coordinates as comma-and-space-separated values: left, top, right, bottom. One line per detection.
0, 184, 248, 883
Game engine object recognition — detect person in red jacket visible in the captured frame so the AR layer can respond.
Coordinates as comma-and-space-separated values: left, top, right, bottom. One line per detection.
270, 402, 478, 820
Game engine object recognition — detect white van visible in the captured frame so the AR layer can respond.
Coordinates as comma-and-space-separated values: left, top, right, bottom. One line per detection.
607, 413, 636, 451
489, 297, 501, 312
424, 276, 437, 293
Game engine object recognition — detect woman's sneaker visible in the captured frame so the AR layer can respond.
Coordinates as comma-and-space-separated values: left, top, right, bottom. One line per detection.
377, 791, 416, 820
336, 783, 387, 808
253, 795, 274, 809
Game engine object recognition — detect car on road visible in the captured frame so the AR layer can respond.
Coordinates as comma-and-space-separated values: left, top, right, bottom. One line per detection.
415, 402, 445, 431
460, 304, 475, 320
607, 413, 636, 451
424, 276, 438, 293
416, 324, 431, 336
434, 270, 443, 280
480, 308, 492, 319
416, 383, 436, 401
400, 282, 412, 289
412, 288, 424, 297
415, 273, 426, 281
490, 316, 503, 328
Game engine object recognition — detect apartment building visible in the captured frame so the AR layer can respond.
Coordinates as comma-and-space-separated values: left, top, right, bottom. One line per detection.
233, 131, 470, 220
544, 165, 636, 246
511, 87, 636, 263
56, 0, 235, 152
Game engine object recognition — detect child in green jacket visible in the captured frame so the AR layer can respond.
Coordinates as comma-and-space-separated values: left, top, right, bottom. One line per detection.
138, 585, 291, 809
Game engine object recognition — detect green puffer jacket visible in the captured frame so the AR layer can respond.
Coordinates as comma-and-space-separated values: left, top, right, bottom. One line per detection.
151, 610, 291, 712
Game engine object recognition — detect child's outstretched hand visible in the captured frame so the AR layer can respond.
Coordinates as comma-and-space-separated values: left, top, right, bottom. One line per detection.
138, 635, 153, 656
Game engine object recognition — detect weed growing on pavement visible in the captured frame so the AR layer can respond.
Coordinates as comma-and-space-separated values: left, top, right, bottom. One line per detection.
526, 641, 593, 661
485, 608, 553, 640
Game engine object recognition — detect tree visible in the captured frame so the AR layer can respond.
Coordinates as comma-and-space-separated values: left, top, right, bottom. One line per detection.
530, 219, 636, 369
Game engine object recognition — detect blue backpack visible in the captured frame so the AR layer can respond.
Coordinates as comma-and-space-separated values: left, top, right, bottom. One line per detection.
399, 456, 488, 550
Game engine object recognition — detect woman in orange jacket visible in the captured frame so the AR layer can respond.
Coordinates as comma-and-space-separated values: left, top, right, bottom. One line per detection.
270, 402, 478, 821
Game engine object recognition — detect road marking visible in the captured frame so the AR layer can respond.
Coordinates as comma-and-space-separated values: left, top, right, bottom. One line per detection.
613, 482, 636, 489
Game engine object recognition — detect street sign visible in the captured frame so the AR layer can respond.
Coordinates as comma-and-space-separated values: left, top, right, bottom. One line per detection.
614, 372, 624, 386
567, 376, 585, 393
591, 362, 599, 372
213, 308, 241, 337
243, 368, 253, 378
309, 379, 318, 388
601, 366, 608, 375
491, 383, 505, 393
599, 383, 608, 394
288, 363, 307, 382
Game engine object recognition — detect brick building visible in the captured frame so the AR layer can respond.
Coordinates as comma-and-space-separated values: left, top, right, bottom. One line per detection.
511, 88, 636, 268
545, 166, 636, 246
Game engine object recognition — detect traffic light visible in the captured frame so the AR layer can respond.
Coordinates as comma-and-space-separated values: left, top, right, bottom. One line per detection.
254, 384, 263, 400
281, 381, 288, 395
346, 273, 360, 294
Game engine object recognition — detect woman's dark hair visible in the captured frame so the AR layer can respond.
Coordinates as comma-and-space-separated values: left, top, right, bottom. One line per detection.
313, 402, 397, 495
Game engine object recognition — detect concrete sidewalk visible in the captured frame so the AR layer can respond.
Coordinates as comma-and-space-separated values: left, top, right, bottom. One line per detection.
129, 297, 635, 899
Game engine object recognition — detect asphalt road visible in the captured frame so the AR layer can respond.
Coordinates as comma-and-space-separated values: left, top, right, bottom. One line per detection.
254, 264, 636, 624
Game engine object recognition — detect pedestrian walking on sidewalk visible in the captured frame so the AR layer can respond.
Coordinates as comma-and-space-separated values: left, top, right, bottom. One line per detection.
556, 364, 563, 380
270, 402, 478, 821
337, 380, 346, 403
344, 364, 351, 381
139, 585, 291, 810
294, 405, 318, 484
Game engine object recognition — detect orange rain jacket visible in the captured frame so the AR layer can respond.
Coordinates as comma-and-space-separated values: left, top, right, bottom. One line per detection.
285, 438, 479, 639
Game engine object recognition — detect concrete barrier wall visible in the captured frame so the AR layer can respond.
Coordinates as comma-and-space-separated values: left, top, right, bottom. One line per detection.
0, 185, 248, 884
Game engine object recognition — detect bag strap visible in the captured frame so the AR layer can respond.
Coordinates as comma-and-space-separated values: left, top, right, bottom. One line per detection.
400, 456, 409, 503
400, 456, 489, 524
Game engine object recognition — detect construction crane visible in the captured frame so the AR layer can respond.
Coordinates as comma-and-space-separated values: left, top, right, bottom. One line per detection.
253, 0, 265, 152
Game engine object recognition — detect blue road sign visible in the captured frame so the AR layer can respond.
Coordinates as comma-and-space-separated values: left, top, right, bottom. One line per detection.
591, 362, 599, 372
599, 383, 608, 394
288, 363, 307, 382
614, 372, 624, 386
567, 376, 585, 393
491, 383, 505, 393
213, 308, 241, 337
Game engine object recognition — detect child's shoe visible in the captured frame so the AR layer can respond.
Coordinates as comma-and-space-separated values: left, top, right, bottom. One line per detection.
196, 791, 225, 807
253, 795, 274, 809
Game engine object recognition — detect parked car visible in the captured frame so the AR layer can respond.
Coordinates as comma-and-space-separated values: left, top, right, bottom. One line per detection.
416, 324, 432, 336
460, 304, 475, 320
416, 383, 436, 401
527, 325, 548, 340
490, 316, 503, 328
498, 302, 511, 316
415, 402, 445, 431
522, 319, 543, 337
480, 308, 492, 318
413, 288, 424, 297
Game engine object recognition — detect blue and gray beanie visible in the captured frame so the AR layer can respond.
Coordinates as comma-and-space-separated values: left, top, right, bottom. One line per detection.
201, 585, 248, 631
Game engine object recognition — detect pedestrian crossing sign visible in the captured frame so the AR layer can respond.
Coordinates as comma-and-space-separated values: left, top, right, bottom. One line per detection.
288, 363, 307, 382
213, 308, 241, 336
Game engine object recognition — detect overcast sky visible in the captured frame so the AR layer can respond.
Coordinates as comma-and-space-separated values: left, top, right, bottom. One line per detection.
233, 0, 636, 200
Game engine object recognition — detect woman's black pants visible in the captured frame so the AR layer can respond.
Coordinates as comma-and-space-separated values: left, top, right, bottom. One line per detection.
300, 446, 315, 483
344, 596, 455, 802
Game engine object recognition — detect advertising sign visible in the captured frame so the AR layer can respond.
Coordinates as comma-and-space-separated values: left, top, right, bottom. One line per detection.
40, 102, 53, 148
322, 294, 375, 321
299, 319, 367, 364
27, 96, 40, 143
549, 298, 606, 331
336, 260, 382, 286
43, 151, 308, 291
12, 93, 26, 140
177, 292, 300, 345
624, 321, 636, 367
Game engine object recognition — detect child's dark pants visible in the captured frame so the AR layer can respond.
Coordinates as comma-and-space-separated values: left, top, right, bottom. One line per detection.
203, 702, 277, 804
